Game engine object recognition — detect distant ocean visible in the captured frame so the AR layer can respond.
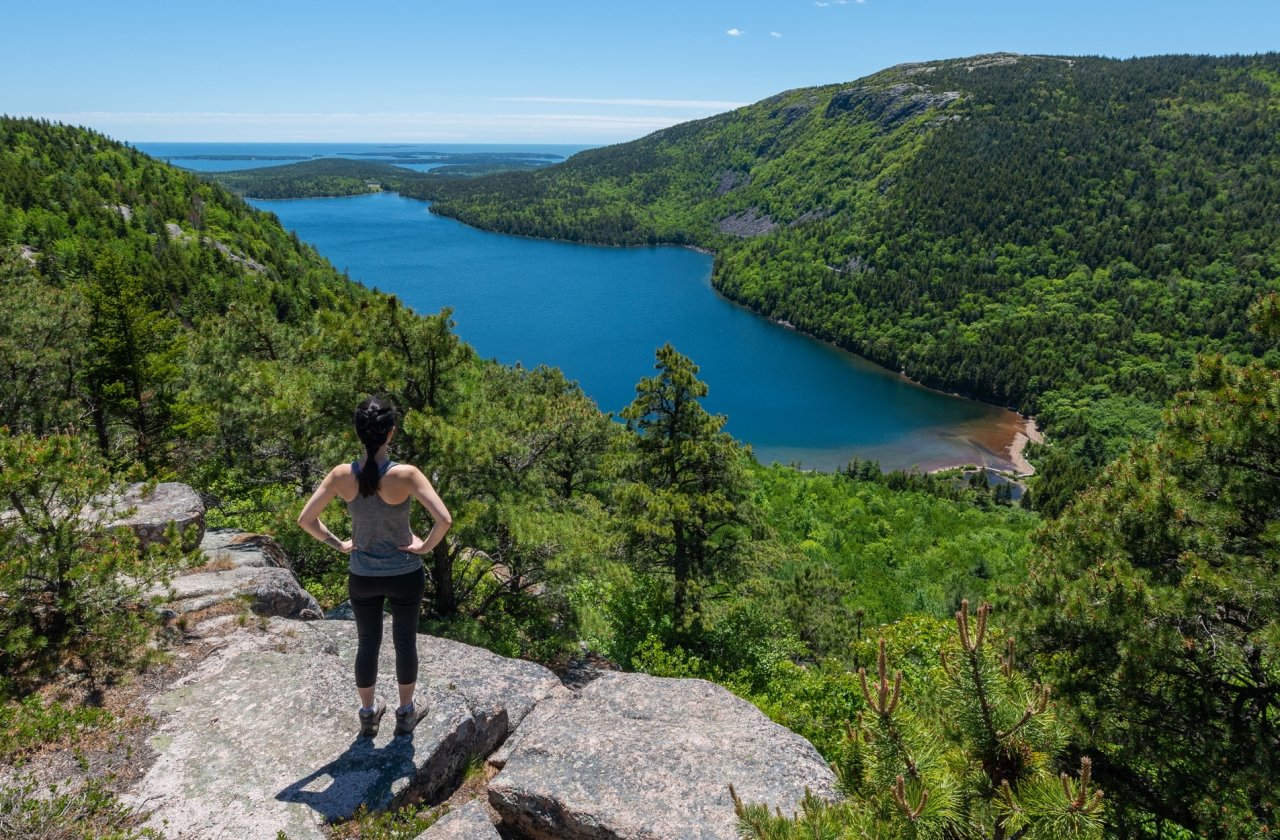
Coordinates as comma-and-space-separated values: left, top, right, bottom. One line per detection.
135, 142, 595, 172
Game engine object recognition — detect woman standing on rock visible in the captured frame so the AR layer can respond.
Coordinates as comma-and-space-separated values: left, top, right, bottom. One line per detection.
297, 396, 452, 737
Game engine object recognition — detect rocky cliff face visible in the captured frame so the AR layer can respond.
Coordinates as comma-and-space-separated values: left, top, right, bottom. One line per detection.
117, 485, 838, 839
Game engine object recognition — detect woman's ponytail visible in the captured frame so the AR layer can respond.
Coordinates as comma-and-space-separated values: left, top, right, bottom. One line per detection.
353, 396, 397, 497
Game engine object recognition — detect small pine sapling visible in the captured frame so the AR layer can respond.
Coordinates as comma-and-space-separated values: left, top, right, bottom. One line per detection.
735, 600, 1105, 839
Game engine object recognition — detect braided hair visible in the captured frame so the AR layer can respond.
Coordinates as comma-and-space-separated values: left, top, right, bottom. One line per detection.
354, 396, 397, 497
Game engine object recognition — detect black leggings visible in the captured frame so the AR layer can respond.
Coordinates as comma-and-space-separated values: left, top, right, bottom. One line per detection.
348, 567, 425, 689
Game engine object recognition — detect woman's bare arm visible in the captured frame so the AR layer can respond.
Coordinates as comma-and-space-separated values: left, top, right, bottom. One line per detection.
297, 467, 353, 553
398, 467, 452, 555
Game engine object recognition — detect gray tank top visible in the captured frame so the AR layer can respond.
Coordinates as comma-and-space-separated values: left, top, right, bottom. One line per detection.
345, 459, 422, 577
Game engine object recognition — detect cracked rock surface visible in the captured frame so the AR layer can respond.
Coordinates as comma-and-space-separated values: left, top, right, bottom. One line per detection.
150, 529, 324, 620
487, 671, 839, 840
417, 799, 501, 839
125, 619, 560, 840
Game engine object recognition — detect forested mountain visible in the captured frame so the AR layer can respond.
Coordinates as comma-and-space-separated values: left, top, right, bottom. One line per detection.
0, 115, 1034, 789
408, 53, 1280, 496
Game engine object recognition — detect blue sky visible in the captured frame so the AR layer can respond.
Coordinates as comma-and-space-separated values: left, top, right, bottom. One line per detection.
2, 0, 1276, 143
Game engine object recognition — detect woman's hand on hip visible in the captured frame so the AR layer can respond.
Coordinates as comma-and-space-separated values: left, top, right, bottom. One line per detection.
399, 534, 429, 555
337, 539, 354, 554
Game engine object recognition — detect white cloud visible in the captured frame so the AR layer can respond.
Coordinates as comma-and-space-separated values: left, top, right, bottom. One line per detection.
726, 28, 744, 36
770, 31, 782, 38
35, 110, 691, 143
496, 96, 748, 109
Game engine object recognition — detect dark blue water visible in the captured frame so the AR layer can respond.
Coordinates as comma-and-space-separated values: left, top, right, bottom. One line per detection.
141, 142, 1027, 471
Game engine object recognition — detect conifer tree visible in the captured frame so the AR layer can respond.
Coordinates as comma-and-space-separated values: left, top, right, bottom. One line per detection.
615, 344, 751, 630
1018, 293, 1280, 837
82, 248, 183, 468
735, 601, 1105, 839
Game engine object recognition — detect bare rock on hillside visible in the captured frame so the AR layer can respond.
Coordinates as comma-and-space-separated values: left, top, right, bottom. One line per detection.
487, 671, 839, 840
106, 481, 206, 549
208, 239, 269, 275
150, 528, 322, 620
417, 800, 501, 840
717, 206, 777, 237
126, 619, 562, 840
825, 83, 960, 129
714, 170, 750, 196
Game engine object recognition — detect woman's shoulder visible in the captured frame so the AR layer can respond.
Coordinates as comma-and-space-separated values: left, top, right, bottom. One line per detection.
326, 462, 360, 489
385, 462, 425, 479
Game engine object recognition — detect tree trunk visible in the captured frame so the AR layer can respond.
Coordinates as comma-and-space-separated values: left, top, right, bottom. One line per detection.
672, 525, 689, 628
431, 541, 456, 617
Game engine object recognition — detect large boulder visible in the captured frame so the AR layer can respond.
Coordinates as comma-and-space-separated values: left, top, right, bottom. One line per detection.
106, 481, 205, 549
487, 671, 839, 840
152, 529, 322, 620
417, 800, 501, 840
126, 618, 561, 840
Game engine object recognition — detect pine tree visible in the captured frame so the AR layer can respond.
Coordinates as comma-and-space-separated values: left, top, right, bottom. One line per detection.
615, 344, 752, 630
1017, 293, 1280, 837
81, 248, 183, 469
735, 601, 1105, 839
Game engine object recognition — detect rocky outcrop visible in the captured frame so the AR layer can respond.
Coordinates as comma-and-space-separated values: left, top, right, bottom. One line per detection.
418, 800, 501, 839
717, 207, 777, 237
208, 239, 269, 275
714, 170, 750, 196
127, 619, 562, 840
487, 672, 839, 840
106, 481, 206, 549
152, 528, 322, 620
825, 83, 960, 129
164, 222, 269, 275
789, 208, 832, 227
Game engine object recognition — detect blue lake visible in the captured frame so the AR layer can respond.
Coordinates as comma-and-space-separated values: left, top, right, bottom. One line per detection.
141, 142, 1030, 472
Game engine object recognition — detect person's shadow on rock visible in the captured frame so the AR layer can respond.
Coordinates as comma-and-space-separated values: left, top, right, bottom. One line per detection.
276, 734, 419, 822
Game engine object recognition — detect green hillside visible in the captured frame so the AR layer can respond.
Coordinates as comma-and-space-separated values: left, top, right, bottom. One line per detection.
408, 53, 1280, 488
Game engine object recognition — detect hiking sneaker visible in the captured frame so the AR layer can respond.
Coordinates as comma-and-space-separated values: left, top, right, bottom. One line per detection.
358, 697, 386, 737
394, 692, 426, 736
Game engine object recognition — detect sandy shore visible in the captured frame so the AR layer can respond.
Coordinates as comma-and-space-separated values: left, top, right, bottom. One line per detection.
917, 412, 1041, 478
1006, 417, 1044, 477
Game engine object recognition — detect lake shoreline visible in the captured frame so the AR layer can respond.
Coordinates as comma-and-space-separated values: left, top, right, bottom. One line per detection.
763, 316, 1040, 478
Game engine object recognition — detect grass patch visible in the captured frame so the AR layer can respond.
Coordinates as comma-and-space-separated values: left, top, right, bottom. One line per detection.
0, 696, 116, 764
0, 775, 160, 840
326, 802, 442, 840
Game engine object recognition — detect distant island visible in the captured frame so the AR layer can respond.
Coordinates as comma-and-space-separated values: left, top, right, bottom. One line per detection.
201, 150, 567, 198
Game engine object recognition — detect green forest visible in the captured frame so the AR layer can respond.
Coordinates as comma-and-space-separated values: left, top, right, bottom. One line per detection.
0, 57, 1277, 839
